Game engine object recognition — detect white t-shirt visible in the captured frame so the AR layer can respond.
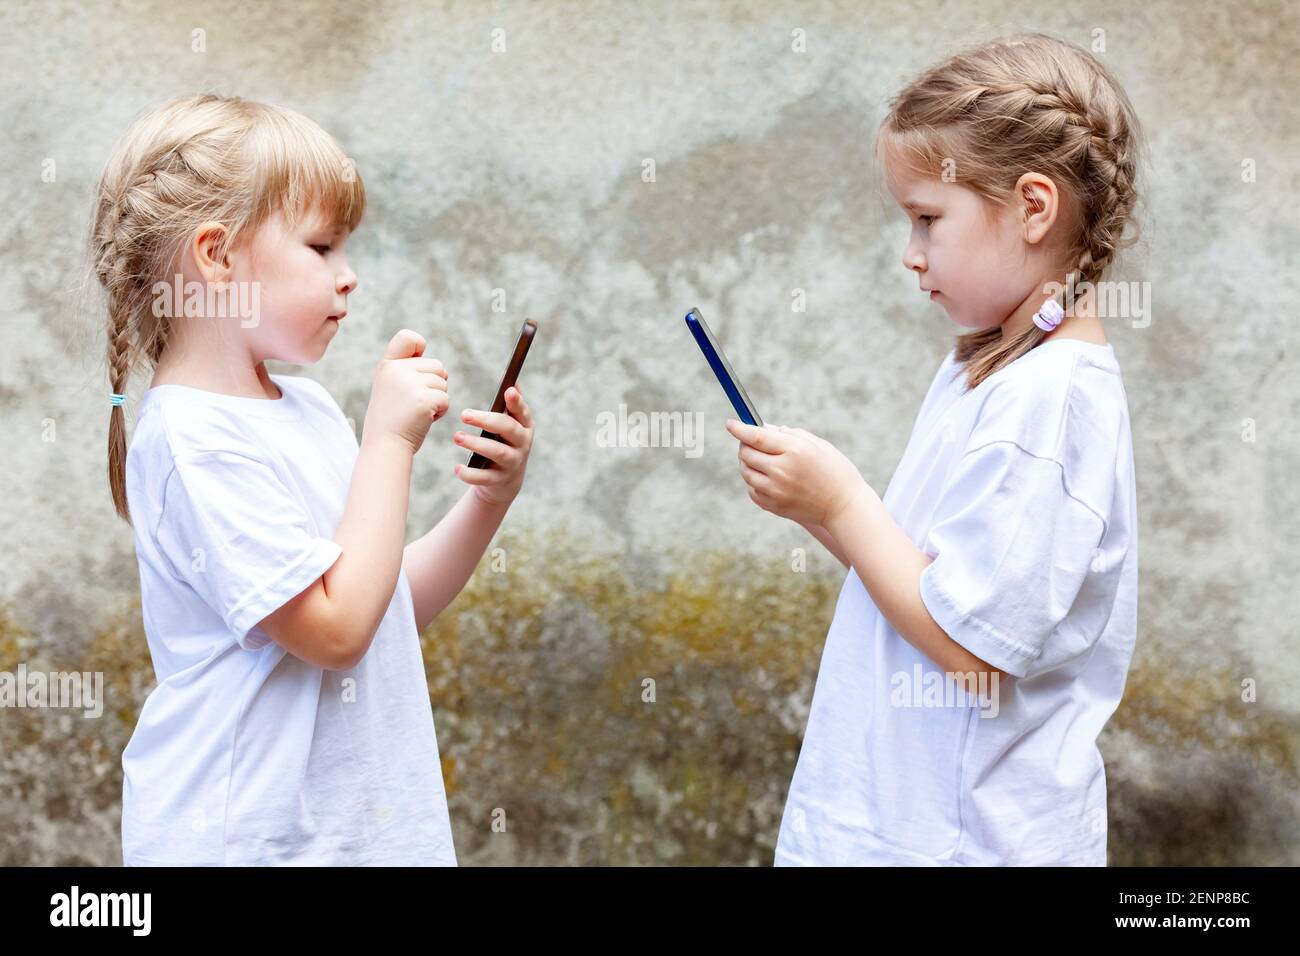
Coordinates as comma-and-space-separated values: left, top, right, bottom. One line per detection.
121, 373, 457, 866
775, 339, 1138, 866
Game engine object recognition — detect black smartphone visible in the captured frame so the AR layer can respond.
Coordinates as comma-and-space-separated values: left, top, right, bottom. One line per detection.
467, 318, 538, 469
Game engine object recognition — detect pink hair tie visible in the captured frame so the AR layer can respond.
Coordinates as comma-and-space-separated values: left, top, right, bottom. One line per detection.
1032, 298, 1064, 332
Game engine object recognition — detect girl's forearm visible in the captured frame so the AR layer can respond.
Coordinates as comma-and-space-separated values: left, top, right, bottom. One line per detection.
403, 487, 511, 631
323, 432, 413, 650
823, 487, 1005, 678
799, 519, 850, 568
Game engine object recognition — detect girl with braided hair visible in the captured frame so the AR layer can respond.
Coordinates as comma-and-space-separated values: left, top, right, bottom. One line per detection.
728, 33, 1144, 865
89, 93, 535, 865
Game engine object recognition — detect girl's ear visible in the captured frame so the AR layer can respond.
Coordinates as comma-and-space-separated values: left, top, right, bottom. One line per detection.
190, 221, 233, 282
1014, 173, 1061, 245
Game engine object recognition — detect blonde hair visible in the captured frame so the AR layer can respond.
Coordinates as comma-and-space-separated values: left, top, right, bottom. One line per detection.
87, 93, 365, 524
877, 33, 1146, 388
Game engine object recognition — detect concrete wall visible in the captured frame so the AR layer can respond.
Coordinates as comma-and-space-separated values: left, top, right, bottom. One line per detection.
1, 0, 1296, 864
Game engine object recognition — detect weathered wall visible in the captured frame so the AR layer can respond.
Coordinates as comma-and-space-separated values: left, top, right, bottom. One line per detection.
1, 0, 1296, 864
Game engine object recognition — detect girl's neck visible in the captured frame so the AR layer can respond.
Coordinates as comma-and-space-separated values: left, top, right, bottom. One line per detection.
1001, 281, 1108, 346
151, 352, 282, 400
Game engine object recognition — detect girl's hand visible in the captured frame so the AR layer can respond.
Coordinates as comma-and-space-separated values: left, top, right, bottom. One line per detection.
452, 386, 535, 506
726, 419, 868, 528
364, 329, 450, 456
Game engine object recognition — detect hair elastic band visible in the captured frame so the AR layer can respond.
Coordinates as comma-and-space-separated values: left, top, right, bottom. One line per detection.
1032, 298, 1065, 332
109, 393, 127, 407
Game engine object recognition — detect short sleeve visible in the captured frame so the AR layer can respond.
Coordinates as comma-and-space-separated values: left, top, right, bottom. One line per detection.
918, 440, 1105, 678
154, 450, 343, 651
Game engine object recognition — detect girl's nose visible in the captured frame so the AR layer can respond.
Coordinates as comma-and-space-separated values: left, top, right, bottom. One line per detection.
902, 244, 926, 274
338, 271, 358, 295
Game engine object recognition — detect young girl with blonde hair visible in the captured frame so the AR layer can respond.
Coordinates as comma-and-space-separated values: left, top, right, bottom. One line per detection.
90, 93, 536, 865
728, 33, 1144, 865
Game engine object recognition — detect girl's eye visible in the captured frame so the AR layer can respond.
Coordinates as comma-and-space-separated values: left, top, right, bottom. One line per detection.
310, 244, 331, 255
918, 215, 936, 225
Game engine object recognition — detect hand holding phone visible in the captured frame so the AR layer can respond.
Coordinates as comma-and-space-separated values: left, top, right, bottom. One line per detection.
467, 319, 538, 468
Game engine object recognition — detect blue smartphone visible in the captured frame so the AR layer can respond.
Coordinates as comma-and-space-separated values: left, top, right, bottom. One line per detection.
683, 307, 763, 426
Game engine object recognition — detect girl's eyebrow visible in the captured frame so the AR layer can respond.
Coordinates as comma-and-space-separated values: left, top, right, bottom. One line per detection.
303, 211, 345, 233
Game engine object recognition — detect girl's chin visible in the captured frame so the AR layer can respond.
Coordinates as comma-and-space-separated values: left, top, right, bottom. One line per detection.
284, 344, 329, 364
947, 307, 996, 331
941, 306, 973, 328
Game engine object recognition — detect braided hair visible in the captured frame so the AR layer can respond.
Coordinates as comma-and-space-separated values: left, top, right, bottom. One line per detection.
87, 93, 365, 524
877, 33, 1146, 388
